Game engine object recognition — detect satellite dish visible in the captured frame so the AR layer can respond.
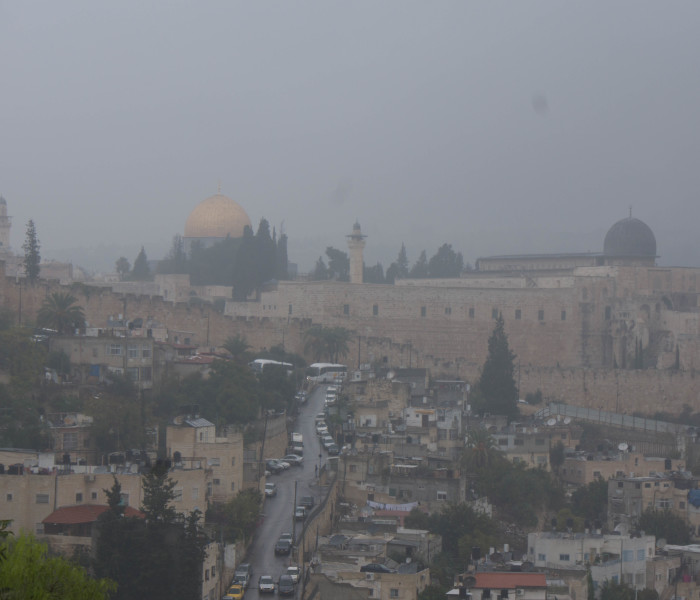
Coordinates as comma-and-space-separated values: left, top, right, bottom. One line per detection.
563, 417, 571, 425
618, 442, 629, 452
547, 418, 556, 427
657, 538, 667, 549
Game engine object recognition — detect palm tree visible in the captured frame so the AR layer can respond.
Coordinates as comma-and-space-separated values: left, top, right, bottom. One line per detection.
37, 292, 85, 334
303, 325, 328, 362
223, 334, 250, 360
328, 327, 353, 363
461, 428, 499, 472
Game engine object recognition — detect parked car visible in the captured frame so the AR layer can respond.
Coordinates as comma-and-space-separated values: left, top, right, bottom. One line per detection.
266, 459, 283, 474
235, 563, 253, 579
224, 584, 245, 599
327, 443, 340, 455
258, 575, 275, 593
360, 563, 395, 573
278, 574, 295, 596
232, 572, 249, 589
295, 506, 306, 521
275, 538, 292, 555
286, 566, 301, 583
279, 532, 293, 542
264, 482, 277, 497
281, 454, 303, 466
316, 424, 328, 435
299, 496, 315, 509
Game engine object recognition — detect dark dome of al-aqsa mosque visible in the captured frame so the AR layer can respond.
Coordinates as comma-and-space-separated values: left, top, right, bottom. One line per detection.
603, 216, 657, 263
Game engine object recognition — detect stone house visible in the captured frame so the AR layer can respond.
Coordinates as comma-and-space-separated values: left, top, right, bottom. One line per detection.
166, 417, 245, 504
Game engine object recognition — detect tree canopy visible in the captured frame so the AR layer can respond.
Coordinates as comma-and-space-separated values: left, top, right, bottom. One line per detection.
37, 292, 85, 334
477, 314, 519, 419
131, 246, 151, 281
23, 219, 41, 282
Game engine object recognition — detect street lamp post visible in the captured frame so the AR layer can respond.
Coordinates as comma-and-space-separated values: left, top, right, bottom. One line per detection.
318, 453, 322, 481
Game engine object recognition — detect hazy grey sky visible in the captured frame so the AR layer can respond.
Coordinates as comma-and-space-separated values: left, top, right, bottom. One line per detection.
2, 2, 699, 272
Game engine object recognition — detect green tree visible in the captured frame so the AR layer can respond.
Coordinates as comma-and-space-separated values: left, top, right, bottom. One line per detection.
312, 256, 328, 280
571, 478, 608, 524
224, 334, 251, 360
231, 226, 257, 299
303, 325, 352, 363
364, 262, 385, 283
550, 440, 565, 473
410, 250, 429, 278
478, 314, 519, 420
0, 533, 115, 599
255, 218, 277, 286
141, 462, 178, 523
461, 428, 501, 472
638, 508, 690, 544
206, 488, 262, 542
115, 256, 131, 280
397, 243, 409, 278
37, 292, 86, 334
46, 349, 72, 376
326, 247, 350, 281
418, 584, 449, 600
600, 580, 636, 600
22, 219, 41, 283
157, 234, 187, 274
131, 246, 151, 281
428, 243, 464, 277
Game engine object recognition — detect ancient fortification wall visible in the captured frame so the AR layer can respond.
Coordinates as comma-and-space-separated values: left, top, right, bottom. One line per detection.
2, 272, 699, 417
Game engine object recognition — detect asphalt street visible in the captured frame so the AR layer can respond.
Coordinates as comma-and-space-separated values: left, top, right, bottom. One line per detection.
232, 384, 329, 599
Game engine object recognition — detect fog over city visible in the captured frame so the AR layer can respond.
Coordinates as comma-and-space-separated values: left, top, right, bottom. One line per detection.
2, 2, 700, 273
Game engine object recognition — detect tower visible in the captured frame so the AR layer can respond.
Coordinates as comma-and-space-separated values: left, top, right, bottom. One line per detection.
346, 221, 366, 284
0, 197, 12, 253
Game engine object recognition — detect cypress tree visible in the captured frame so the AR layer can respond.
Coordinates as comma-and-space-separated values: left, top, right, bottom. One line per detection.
478, 314, 519, 420
22, 219, 41, 283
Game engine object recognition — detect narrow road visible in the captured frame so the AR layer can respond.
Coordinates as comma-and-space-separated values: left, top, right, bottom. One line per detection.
239, 384, 328, 599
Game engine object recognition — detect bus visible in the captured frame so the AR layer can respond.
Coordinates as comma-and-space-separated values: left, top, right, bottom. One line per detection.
248, 359, 294, 376
306, 363, 347, 383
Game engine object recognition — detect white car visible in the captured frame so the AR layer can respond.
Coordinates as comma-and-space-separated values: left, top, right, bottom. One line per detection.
259, 575, 275, 593
316, 424, 329, 435
286, 566, 301, 583
277, 460, 291, 470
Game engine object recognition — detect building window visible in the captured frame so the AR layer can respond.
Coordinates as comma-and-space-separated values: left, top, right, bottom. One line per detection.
535, 438, 545, 445
622, 550, 634, 562
142, 345, 152, 358
593, 471, 601, 478
680, 501, 686, 509
538, 309, 544, 321
637, 549, 645, 561
213, 479, 221, 486
91, 492, 98, 500
36, 494, 49, 504
75, 492, 83, 503
349, 464, 357, 473
559, 554, 570, 561
445, 306, 452, 315
208, 458, 221, 467
656, 498, 672, 509
231, 457, 236, 466
437, 491, 447, 501
108, 344, 122, 356
127, 344, 139, 358
515, 309, 521, 320
35, 523, 44, 535
492, 308, 499, 319
390, 590, 399, 598
421, 306, 426, 317
141, 367, 152, 381
63, 432, 78, 450
514, 438, 524, 446
498, 438, 508, 446
205, 569, 209, 581
469, 307, 475, 318
127, 367, 139, 381
92, 348, 98, 358
173, 488, 183, 502
605, 306, 612, 320
373, 304, 378, 316
120, 493, 129, 506
6, 493, 12, 502
231, 482, 236, 491
561, 310, 567, 321
538, 554, 546, 562
343, 304, 349, 315
288, 304, 293, 315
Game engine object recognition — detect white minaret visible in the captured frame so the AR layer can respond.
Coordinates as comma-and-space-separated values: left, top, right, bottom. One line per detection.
346, 221, 366, 284
0, 197, 12, 253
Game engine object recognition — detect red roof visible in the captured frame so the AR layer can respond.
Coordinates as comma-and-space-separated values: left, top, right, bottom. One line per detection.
43, 504, 144, 524
473, 573, 547, 589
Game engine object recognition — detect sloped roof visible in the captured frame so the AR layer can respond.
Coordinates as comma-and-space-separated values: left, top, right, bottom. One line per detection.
43, 504, 144, 524
473, 573, 547, 589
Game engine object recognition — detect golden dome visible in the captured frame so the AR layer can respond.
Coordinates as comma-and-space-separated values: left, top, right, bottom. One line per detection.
184, 193, 252, 239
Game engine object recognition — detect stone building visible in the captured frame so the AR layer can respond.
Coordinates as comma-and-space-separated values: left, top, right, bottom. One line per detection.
165, 417, 245, 504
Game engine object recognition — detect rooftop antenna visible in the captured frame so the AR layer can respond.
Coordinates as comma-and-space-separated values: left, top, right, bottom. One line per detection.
629, 205, 633, 218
